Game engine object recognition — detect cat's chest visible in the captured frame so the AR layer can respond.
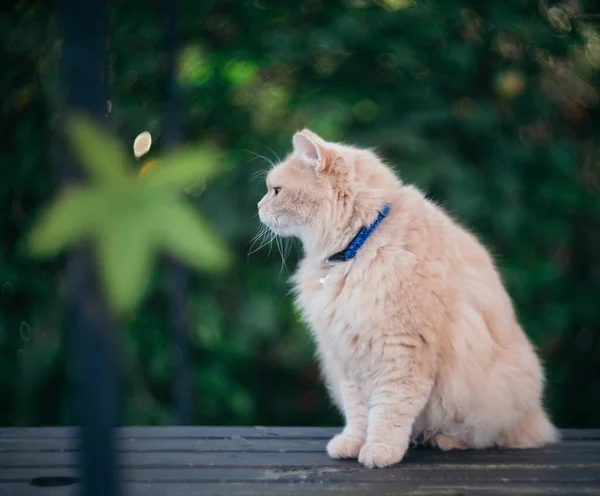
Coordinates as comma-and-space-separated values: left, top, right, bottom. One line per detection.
293, 263, 365, 340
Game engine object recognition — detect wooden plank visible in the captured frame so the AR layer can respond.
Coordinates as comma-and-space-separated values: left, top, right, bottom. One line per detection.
0, 427, 339, 439
2, 465, 600, 483
2, 481, 600, 496
2, 447, 600, 468
0, 427, 597, 441
1, 437, 597, 453
0, 438, 328, 453
1, 428, 598, 495
0, 427, 600, 496
561, 430, 600, 441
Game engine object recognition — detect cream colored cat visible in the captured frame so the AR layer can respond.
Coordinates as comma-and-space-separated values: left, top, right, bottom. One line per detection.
257, 129, 558, 468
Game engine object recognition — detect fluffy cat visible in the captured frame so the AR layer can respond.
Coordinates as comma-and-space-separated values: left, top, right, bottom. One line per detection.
257, 129, 558, 468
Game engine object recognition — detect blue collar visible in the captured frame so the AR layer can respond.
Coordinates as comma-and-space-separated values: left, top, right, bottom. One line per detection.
326, 204, 390, 263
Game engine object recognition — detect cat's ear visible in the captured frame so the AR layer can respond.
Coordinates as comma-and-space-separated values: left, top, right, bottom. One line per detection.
293, 132, 322, 166
293, 130, 332, 172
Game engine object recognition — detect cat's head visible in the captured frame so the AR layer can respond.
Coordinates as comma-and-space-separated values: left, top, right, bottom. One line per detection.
257, 129, 399, 252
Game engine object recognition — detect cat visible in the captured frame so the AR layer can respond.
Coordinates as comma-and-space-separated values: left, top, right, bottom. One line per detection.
257, 129, 558, 468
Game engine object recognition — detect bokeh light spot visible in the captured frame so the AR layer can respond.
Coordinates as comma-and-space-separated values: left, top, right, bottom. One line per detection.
134, 131, 152, 158
224, 60, 259, 86
353, 99, 378, 122
376, 0, 415, 10
177, 44, 214, 87
2, 282, 14, 302
19, 321, 32, 342
494, 70, 526, 99
548, 7, 571, 33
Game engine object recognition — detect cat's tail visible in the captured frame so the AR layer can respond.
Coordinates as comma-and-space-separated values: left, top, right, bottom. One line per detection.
496, 408, 560, 448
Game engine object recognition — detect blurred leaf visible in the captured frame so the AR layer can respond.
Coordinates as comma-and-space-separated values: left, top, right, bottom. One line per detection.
140, 147, 222, 193
27, 187, 104, 256
65, 114, 129, 183
28, 112, 230, 317
158, 202, 231, 272
95, 210, 156, 315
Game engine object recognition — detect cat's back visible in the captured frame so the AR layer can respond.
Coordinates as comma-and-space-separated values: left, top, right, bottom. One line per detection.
383, 186, 531, 354
394, 184, 490, 270
397, 185, 511, 299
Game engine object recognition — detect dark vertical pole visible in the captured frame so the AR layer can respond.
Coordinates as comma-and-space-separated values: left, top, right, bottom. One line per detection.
58, 1, 121, 495
163, 0, 191, 425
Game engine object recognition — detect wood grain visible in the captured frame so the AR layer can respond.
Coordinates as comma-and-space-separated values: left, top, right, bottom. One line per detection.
0, 427, 598, 495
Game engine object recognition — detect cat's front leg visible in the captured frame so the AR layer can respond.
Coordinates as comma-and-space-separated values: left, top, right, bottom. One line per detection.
326, 378, 367, 459
359, 374, 432, 468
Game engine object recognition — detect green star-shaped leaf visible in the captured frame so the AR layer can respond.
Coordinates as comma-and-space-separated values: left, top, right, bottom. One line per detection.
28, 113, 231, 316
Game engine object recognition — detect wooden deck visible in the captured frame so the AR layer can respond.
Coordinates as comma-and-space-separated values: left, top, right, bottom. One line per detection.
0, 427, 599, 495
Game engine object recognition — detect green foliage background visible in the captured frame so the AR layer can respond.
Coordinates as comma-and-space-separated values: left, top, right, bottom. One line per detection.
1, 0, 599, 428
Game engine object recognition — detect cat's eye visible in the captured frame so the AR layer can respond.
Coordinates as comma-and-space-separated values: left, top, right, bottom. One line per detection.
273, 187, 281, 196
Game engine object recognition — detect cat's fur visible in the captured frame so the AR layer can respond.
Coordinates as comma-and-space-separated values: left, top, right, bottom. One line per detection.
257, 129, 558, 468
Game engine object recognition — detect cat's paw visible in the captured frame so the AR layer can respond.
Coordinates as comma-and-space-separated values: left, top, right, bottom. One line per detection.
358, 443, 405, 468
326, 433, 364, 459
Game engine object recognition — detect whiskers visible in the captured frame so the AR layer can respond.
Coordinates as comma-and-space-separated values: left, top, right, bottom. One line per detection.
244, 142, 281, 183
248, 141, 281, 163
250, 168, 269, 182
245, 143, 291, 274
244, 150, 274, 184
247, 216, 293, 276
272, 218, 290, 276
247, 222, 277, 258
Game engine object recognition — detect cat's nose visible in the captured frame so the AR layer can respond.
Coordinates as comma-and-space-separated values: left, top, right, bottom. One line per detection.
257, 202, 262, 210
